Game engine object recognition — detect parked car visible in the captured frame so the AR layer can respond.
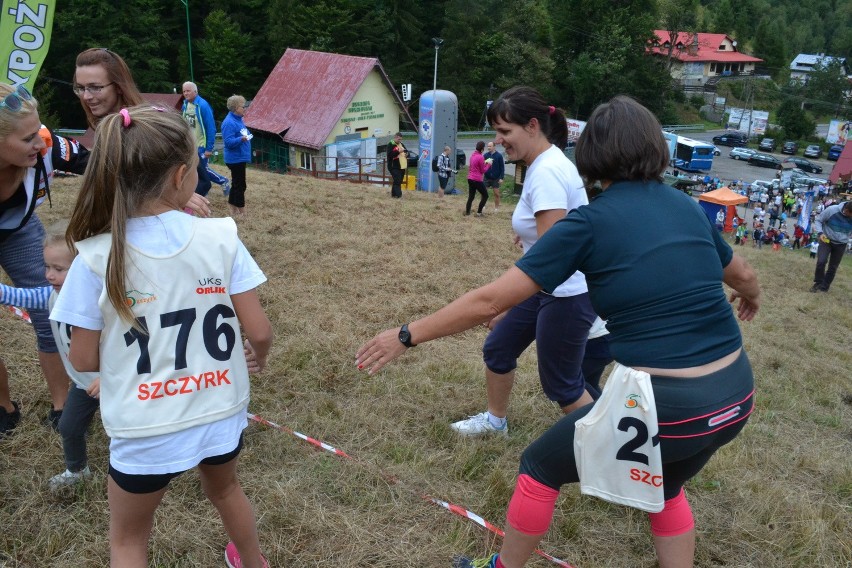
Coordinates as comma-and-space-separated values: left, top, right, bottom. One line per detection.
781, 141, 798, 154
758, 138, 776, 152
783, 156, 822, 174
712, 145, 721, 156
803, 144, 822, 159
712, 131, 749, 147
827, 145, 843, 161
748, 152, 781, 168
730, 147, 757, 160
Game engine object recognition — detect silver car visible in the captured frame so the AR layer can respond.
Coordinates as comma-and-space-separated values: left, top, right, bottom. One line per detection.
730, 147, 757, 160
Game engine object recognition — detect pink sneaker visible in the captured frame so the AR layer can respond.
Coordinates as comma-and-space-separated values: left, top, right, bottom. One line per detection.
224, 541, 269, 568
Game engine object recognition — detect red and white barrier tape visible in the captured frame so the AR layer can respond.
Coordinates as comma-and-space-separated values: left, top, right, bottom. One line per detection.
5, 305, 32, 323
248, 413, 575, 568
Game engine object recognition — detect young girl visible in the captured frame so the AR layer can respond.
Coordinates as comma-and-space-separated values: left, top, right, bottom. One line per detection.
51, 106, 272, 568
0, 220, 100, 490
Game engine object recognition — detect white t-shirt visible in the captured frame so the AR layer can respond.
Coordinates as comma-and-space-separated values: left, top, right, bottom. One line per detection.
512, 145, 588, 297
52, 211, 266, 474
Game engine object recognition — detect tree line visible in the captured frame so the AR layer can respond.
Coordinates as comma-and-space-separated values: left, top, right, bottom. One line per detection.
36, 0, 851, 131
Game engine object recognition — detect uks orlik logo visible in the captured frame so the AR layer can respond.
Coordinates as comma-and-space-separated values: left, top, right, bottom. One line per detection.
624, 394, 641, 409
125, 290, 157, 308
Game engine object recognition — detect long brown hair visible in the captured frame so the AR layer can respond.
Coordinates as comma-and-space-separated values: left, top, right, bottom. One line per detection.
74, 48, 144, 128
67, 105, 195, 325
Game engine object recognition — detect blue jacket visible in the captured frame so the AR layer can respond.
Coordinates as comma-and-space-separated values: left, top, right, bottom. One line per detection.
483, 150, 505, 180
181, 94, 216, 152
221, 112, 252, 164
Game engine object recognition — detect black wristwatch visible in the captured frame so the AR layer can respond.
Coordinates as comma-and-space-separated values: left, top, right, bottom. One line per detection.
398, 324, 416, 348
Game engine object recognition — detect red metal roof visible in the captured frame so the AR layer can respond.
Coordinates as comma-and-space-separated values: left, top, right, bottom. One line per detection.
829, 144, 852, 184
244, 49, 413, 150
649, 31, 762, 64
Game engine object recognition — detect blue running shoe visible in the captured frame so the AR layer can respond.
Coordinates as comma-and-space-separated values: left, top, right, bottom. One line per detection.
451, 553, 498, 568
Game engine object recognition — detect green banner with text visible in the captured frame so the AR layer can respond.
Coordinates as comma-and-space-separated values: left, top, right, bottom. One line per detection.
0, 0, 56, 89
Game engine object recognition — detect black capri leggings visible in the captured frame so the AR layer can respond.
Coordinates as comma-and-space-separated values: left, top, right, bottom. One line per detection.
466, 179, 488, 214
519, 350, 754, 500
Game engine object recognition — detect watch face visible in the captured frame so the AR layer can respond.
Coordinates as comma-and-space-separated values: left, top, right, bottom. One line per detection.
399, 325, 413, 346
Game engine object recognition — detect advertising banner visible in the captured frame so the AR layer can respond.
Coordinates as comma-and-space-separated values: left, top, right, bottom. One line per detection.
567, 119, 586, 144
0, 0, 56, 89
726, 108, 768, 136
826, 120, 850, 145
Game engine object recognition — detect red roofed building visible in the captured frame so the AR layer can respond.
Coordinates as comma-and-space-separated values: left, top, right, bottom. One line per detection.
648, 31, 763, 88
244, 49, 414, 174
828, 143, 852, 188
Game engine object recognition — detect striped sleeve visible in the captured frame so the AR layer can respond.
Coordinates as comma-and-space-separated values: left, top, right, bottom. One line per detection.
0, 283, 51, 309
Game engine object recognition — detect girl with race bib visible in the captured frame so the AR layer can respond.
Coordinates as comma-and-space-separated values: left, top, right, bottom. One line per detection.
356, 96, 760, 568
52, 106, 272, 568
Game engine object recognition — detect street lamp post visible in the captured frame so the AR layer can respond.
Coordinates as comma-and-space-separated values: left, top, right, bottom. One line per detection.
179, 0, 194, 82
430, 38, 444, 194
431, 37, 443, 93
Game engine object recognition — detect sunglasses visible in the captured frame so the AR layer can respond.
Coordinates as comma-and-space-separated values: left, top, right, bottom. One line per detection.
0, 84, 33, 112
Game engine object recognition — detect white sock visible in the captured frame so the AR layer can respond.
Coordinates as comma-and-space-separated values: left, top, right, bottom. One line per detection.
486, 411, 507, 429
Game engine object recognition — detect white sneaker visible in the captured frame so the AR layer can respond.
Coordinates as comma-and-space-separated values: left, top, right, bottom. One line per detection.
48, 466, 91, 491
450, 412, 508, 437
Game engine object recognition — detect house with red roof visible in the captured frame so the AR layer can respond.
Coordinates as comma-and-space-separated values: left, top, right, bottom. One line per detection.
244, 49, 414, 175
648, 31, 763, 88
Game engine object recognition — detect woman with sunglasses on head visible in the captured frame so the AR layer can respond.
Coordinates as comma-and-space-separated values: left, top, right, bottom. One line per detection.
0, 83, 90, 433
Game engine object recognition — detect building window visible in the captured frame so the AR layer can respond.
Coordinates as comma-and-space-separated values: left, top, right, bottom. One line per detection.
710, 63, 716, 73
300, 152, 312, 170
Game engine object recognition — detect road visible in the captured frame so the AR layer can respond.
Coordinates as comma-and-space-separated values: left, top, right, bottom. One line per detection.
448, 130, 835, 186
674, 130, 833, 186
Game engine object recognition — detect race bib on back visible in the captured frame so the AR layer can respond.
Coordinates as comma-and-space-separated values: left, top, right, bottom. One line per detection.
573, 363, 664, 512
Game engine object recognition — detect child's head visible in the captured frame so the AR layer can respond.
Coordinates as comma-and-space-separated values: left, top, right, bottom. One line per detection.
68, 105, 197, 324
42, 220, 75, 291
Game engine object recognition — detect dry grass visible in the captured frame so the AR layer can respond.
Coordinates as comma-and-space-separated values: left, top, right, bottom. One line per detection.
1, 166, 850, 567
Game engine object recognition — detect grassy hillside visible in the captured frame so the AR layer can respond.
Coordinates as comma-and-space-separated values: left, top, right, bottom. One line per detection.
1, 166, 850, 567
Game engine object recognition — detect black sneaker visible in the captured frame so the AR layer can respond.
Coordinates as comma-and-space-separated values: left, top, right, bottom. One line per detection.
810, 283, 822, 293
45, 408, 62, 431
0, 401, 21, 438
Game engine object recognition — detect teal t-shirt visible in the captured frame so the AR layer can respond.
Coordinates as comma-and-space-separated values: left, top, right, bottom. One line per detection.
516, 180, 741, 368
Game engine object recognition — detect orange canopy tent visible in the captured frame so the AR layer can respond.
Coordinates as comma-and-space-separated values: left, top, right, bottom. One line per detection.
698, 186, 748, 232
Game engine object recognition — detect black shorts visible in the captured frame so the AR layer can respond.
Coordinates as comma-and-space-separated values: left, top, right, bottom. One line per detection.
109, 434, 244, 494
484, 178, 501, 189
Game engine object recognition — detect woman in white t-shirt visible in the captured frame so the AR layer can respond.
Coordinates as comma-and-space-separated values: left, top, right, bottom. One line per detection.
449, 86, 598, 437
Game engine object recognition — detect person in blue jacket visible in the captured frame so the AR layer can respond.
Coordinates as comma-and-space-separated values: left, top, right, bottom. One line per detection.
222, 95, 252, 217
181, 82, 230, 197
483, 141, 505, 211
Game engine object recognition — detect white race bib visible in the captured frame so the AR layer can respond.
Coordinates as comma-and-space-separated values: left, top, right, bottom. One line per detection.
573, 363, 664, 512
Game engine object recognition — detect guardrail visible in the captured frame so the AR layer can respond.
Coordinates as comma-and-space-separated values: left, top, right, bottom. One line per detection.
661, 124, 706, 132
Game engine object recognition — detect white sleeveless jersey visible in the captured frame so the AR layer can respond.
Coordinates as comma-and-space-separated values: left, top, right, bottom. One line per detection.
49, 292, 98, 390
573, 363, 664, 513
75, 218, 249, 439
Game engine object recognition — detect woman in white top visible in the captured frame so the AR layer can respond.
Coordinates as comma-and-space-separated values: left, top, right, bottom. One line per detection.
450, 86, 598, 437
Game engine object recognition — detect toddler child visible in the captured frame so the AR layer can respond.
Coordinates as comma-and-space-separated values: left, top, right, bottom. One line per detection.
0, 220, 99, 490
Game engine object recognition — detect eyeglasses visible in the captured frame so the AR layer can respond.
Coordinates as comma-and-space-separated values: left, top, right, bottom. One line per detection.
72, 82, 115, 95
0, 84, 33, 112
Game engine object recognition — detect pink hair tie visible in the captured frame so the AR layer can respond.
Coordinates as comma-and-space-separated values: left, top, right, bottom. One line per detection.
119, 108, 131, 127
548, 105, 556, 115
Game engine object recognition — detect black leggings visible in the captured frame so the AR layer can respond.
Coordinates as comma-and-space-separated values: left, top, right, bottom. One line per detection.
226, 162, 247, 208
466, 179, 488, 214
519, 350, 754, 500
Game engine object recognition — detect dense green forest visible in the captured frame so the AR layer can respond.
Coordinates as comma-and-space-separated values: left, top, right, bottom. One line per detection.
35, 0, 852, 130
